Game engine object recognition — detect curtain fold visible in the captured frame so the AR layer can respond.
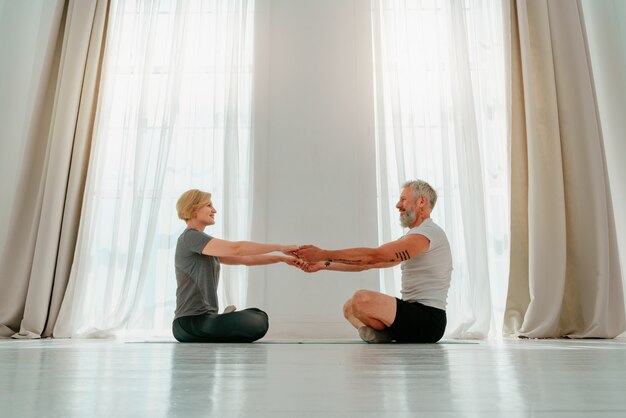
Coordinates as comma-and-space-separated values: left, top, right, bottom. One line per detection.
371, 0, 509, 339
503, 0, 624, 338
0, 0, 110, 339
53, 0, 255, 338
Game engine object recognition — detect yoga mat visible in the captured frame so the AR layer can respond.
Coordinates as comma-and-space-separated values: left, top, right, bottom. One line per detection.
123, 339, 478, 344
258, 339, 478, 344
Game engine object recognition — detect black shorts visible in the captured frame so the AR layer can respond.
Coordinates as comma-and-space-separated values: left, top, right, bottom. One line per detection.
389, 298, 447, 343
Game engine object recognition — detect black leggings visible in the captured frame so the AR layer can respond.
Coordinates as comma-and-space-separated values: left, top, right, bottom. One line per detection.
172, 308, 269, 343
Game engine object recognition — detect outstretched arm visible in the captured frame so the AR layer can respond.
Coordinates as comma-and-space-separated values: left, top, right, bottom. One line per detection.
296, 234, 429, 265
302, 260, 400, 273
220, 255, 304, 267
202, 238, 298, 258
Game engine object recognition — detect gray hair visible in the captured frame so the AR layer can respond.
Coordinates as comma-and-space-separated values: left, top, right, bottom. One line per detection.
402, 180, 437, 209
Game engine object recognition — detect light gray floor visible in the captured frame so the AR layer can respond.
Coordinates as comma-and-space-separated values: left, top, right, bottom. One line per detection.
1, 338, 626, 417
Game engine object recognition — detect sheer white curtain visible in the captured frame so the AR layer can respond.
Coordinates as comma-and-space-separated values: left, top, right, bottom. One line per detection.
54, 0, 255, 338
371, 0, 508, 338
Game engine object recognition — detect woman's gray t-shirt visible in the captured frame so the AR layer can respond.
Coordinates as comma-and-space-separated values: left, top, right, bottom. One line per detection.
174, 228, 221, 319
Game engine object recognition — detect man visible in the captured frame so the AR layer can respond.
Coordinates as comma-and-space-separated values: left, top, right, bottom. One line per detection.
296, 180, 452, 343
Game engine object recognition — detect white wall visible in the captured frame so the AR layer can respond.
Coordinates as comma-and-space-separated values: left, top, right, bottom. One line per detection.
249, 0, 379, 338
0, 0, 64, 251
3, 0, 622, 338
582, 0, 626, 284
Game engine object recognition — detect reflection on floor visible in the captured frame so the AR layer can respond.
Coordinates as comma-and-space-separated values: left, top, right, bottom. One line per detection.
1, 338, 626, 417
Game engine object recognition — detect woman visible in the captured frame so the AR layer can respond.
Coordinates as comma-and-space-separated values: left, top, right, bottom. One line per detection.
173, 189, 300, 343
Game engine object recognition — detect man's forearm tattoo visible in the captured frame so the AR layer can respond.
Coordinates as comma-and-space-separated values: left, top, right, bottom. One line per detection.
395, 250, 410, 261
331, 258, 363, 265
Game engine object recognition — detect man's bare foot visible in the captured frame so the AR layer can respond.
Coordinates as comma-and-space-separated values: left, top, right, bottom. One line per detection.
358, 326, 393, 343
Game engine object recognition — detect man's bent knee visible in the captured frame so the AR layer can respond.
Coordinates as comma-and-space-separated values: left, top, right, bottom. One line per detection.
343, 298, 353, 319
351, 290, 375, 315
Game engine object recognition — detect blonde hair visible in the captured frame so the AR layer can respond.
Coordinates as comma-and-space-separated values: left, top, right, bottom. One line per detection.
176, 189, 212, 221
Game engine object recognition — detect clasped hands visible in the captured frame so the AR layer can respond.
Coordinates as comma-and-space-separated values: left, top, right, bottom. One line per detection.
280, 245, 327, 273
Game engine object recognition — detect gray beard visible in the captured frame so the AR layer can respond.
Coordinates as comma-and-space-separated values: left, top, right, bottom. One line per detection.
399, 210, 416, 228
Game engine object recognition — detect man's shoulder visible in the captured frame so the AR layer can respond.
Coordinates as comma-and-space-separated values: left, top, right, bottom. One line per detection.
407, 218, 441, 233
405, 219, 447, 245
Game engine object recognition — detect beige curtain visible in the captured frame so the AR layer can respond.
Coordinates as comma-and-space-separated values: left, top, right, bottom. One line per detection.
0, 0, 110, 339
503, 0, 625, 338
